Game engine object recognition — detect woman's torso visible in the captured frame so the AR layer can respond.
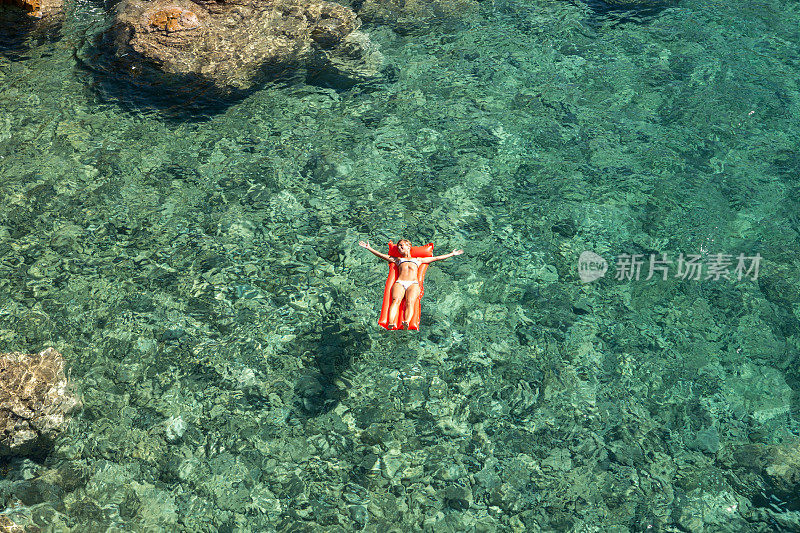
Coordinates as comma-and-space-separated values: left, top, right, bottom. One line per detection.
395, 257, 420, 281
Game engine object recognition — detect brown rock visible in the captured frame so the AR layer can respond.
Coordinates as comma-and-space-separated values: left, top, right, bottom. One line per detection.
107, 0, 382, 93
0, 0, 62, 17
146, 7, 201, 33
0, 348, 81, 458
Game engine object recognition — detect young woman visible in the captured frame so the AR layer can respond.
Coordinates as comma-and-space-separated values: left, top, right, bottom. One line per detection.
359, 239, 463, 329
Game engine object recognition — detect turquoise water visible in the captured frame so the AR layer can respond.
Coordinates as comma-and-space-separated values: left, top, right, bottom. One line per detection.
1, 0, 799, 529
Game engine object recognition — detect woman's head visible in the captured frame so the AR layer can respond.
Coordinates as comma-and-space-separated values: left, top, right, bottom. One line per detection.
397, 239, 412, 254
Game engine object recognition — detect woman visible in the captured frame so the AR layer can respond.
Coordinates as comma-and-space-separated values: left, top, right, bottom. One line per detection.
359, 239, 463, 329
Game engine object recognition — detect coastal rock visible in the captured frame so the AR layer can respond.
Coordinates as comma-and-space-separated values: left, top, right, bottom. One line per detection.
108, 0, 383, 93
0, 348, 81, 457
0, 0, 61, 17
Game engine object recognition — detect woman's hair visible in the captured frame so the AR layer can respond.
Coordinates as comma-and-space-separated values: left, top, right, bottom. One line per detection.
397, 239, 411, 247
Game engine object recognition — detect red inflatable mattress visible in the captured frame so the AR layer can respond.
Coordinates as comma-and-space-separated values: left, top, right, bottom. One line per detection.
378, 242, 433, 330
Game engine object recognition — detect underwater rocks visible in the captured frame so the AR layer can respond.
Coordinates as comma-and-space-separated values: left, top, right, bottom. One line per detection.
0, 348, 81, 458
0, 516, 23, 532
0, 0, 61, 17
601, 0, 674, 5
106, 0, 383, 94
725, 440, 800, 523
354, 0, 479, 34
732, 442, 800, 496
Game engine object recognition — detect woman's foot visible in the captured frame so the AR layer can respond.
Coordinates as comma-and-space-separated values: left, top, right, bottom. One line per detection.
400, 321, 409, 329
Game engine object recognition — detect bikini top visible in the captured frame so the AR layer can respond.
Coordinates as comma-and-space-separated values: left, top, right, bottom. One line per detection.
396, 258, 421, 266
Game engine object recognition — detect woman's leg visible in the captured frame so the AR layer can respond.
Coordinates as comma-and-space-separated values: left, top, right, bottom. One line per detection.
387, 282, 406, 328
402, 283, 421, 327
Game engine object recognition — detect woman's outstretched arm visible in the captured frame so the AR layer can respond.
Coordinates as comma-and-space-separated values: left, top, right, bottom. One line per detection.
423, 249, 464, 263
359, 241, 393, 262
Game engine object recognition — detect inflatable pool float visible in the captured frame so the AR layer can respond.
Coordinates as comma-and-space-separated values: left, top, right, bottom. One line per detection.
379, 241, 433, 330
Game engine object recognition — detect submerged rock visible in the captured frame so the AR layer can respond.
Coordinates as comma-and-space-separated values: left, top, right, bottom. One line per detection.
744, 443, 800, 495
687, 426, 720, 455
106, 0, 383, 94
601, 0, 674, 5
0, 515, 24, 532
354, 0, 479, 34
730, 441, 800, 509
0, 348, 81, 457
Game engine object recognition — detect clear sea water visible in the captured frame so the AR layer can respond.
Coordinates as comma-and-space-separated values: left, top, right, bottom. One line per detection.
1, 0, 799, 530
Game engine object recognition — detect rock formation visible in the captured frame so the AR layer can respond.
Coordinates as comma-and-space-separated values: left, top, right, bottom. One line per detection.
734, 442, 800, 494
0, 515, 24, 532
106, 0, 383, 94
0, 0, 62, 17
724, 440, 800, 516
0, 348, 81, 458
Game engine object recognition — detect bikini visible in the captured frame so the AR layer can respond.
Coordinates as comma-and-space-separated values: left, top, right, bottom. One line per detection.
395, 258, 420, 289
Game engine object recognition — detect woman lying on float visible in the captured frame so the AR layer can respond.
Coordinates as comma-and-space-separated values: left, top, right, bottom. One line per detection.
359, 239, 463, 330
